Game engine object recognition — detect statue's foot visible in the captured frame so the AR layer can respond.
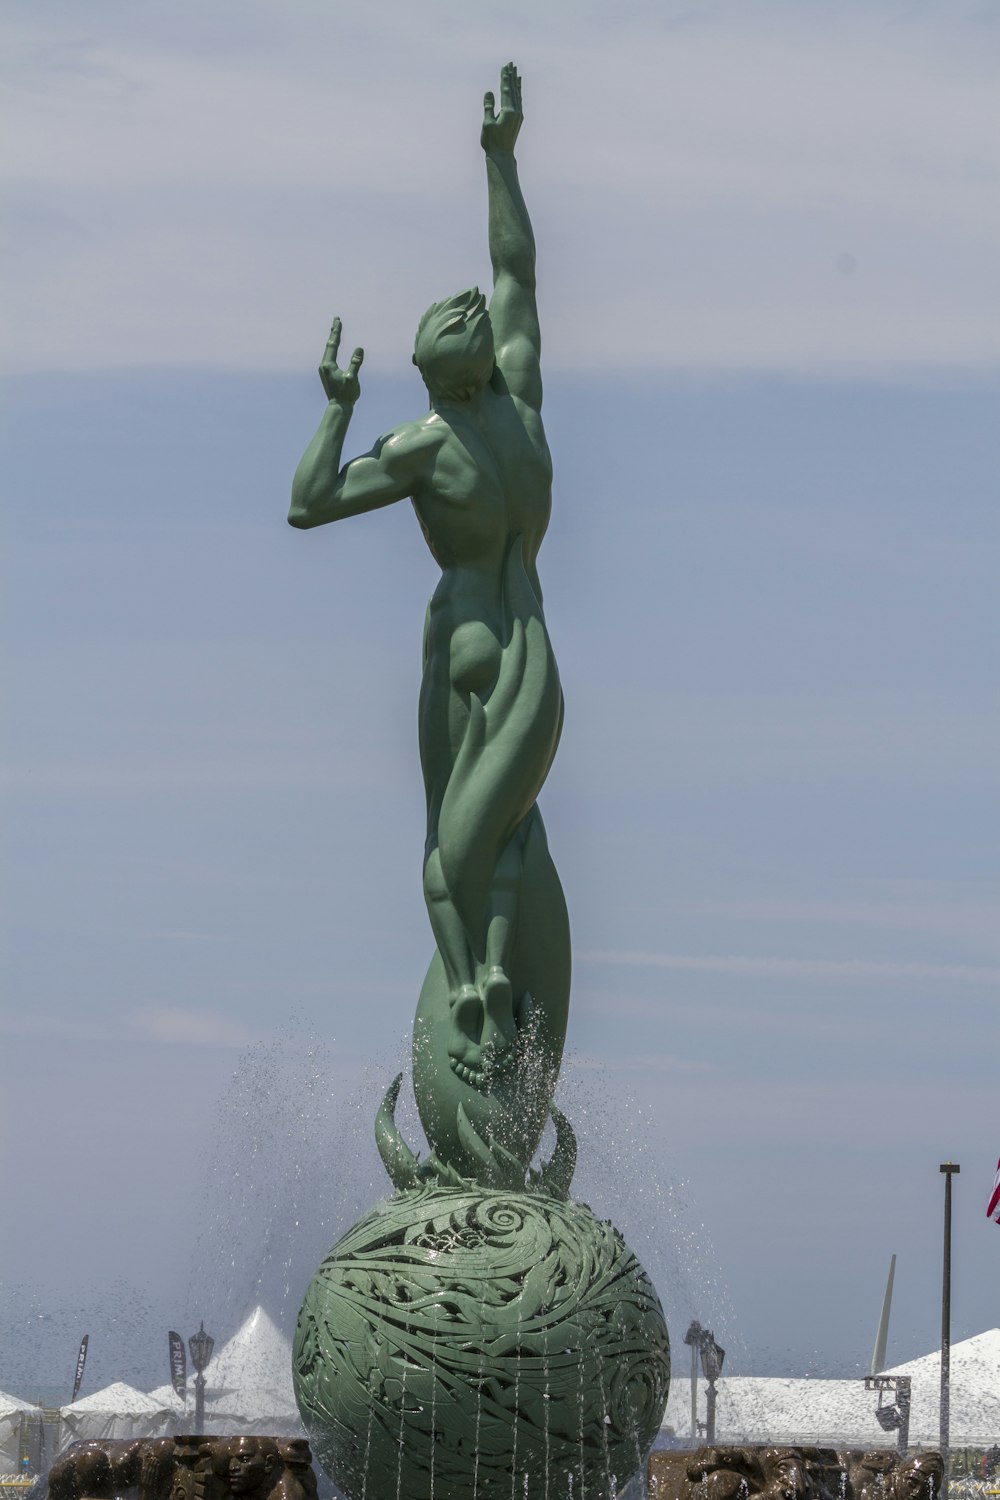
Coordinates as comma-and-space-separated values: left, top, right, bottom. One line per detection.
482, 966, 516, 1051
447, 971, 517, 1090
447, 985, 488, 1089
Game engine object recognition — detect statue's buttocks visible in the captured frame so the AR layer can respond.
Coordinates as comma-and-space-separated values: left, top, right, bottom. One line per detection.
443, 615, 502, 698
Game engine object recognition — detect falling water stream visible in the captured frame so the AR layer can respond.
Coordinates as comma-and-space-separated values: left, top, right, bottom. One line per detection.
5, 1027, 744, 1497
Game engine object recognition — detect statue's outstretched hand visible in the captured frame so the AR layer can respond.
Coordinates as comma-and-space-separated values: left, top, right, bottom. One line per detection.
481, 61, 522, 154
319, 316, 363, 404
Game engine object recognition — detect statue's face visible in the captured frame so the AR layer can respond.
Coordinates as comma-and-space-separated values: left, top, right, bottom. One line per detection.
767, 1454, 807, 1499
228, 1444, 270, 1494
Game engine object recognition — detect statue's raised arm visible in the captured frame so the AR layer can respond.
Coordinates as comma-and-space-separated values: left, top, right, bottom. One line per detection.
482, 62, 542, 411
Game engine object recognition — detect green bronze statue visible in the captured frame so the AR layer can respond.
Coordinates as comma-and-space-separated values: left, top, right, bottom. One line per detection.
289, 66, 669, 1500
290, 62, 570, 1183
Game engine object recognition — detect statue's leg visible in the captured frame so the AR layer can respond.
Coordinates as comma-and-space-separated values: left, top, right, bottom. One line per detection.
423, 843, 479, 1024
427, 826, 524, 1085
507, 806, 571, 1068
477, 828, 524, 1061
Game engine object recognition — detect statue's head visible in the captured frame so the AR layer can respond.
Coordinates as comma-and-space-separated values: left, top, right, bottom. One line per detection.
760, 1447, 809, 1500
71, 1447, 114, 1500
227, 1438, 277, 1496
893, 1455, 943, 1500
413, 287, 495, 402
50, 1447, 108, 1500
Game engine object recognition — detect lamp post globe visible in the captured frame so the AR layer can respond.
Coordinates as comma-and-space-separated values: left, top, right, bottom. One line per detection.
698, 1330, 726, 1445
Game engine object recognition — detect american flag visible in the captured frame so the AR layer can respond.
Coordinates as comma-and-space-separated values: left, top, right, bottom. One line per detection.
988, 1158, 1000, 1225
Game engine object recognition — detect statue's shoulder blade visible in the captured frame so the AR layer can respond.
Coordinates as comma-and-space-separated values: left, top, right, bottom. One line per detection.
373, 415, 446, 478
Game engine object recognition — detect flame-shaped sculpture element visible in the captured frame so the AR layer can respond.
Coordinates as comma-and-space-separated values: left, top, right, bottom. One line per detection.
376, 1072, 577, 1198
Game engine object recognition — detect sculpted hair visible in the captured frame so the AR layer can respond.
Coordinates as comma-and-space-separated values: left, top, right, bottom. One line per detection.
413, 287, 494, 402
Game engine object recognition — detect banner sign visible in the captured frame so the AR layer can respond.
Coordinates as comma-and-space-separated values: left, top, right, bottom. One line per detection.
72, 1334, 89, 1402
168, 1331, 187, 1398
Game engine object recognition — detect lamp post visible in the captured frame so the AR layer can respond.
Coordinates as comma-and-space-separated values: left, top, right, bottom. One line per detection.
188, 1321, 214, 1433
939, 1164, 960, 1499
683, 1321, 703, 1443
698, 1331, 726, 1446
683, 1321, 726, 1445
866, 1374, 911, 1455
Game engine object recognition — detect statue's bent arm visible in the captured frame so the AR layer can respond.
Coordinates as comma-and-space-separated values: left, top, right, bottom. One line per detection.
289, 413, 436, 530
482, 65, 542, 412
289, 314, 436, 529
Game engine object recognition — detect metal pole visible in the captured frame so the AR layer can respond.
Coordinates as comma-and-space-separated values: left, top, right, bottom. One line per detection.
897, 1376, 911, 1458
706, 1378, 717, 1445
691, 1341, 698, 1441
187, 1322, 213, 1435
683, 1321, 702, 1445
939, 1163, 960, 1499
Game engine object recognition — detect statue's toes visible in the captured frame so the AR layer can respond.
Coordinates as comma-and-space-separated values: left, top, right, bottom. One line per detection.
482, 966, 516, 1046
449, 984, 483, 1043
447, 987, 488, 1088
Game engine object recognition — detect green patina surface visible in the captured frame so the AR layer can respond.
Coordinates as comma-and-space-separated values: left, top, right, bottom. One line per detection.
288, 64, 567, 1181
293, 1187, 670, 1500
289, 62, 669, 1500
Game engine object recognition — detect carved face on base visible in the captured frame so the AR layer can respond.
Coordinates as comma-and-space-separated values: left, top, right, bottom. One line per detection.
227, 1439, 275, 1497
893, 1456, 943, 1500
760, 1448, 809, 1500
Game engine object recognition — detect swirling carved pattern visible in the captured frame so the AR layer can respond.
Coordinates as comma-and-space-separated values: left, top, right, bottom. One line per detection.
293, 1187, 670, 1500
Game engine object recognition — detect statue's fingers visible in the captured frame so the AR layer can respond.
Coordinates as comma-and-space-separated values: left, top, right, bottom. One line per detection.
501, 61, 516, 109
347, 347, 364, 377
326, 316, 342, 358
483, 90, 496, 124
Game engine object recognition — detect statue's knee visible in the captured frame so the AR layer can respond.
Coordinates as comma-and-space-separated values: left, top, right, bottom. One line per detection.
423, 848, 449, 904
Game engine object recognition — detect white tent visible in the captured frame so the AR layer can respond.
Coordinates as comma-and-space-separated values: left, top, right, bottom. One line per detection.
60, 1382, 176, 1445
0, 1389, 40, 1473
662, 1373, 884, 1449
660, 1329, 1000, 1450
883, 1328, 1000, 1447
148, 1307, 304, 1436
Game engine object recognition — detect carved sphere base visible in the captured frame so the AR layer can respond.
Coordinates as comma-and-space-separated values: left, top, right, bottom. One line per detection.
293, 1186, 670, 1500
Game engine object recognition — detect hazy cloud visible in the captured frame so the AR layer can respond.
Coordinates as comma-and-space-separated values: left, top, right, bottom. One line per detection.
576, 948, 1000, 985
567, 1049, 720, 1075
3, 1, 998, 374
662, 892, 999, 946
129, 1006, 259, 1047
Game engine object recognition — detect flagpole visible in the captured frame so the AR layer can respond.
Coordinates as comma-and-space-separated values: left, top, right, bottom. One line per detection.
939, 1162, 960, 1500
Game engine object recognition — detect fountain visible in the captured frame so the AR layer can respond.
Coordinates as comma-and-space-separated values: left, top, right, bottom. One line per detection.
31, 61, 946, 1500
284, 60, 670, 1500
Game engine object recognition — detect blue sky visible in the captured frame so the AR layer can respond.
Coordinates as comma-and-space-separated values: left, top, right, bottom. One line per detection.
1, 0, 998, 1400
